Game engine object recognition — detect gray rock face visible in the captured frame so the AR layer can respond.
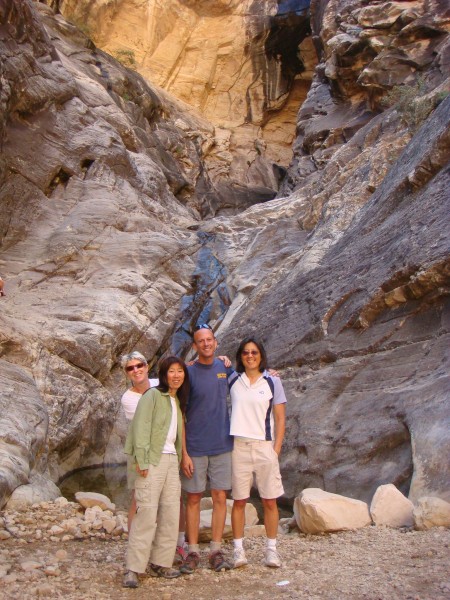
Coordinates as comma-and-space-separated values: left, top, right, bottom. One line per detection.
0, 0, 205, 496
0, 0, 449, 510
0, 361, 50, 508
204, 1, 450, 503
217, 96, 450, 504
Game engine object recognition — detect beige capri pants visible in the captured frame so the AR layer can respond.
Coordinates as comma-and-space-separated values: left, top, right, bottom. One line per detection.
126, 453, 180, 573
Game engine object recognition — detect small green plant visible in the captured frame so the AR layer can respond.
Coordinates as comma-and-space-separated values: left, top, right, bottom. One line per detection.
382, 76, 440, 132
113, 49, 137, 69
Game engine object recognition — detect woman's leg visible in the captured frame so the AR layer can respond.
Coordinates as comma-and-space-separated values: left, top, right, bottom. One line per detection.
127, 491, 136, 533
150, 454, 181, 568
262, 498, 279, 539
126, 458, 168, 573
231, 499, 247, 539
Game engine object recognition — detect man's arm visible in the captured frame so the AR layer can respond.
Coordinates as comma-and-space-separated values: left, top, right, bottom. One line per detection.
187, 355, 232, 367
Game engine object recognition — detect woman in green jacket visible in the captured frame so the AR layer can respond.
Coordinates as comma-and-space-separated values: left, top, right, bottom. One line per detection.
123, 355, 189, 588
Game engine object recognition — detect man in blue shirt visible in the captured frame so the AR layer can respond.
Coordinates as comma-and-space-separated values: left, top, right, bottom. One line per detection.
181, 324, 233, 572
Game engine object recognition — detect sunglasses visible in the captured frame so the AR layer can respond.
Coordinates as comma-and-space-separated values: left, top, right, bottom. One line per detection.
242, 350, 259, 356
194, 323, 212, 331
125, 362, 146, 372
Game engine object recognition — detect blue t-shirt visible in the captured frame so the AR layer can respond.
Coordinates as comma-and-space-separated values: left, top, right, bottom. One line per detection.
185, 359, 234, 456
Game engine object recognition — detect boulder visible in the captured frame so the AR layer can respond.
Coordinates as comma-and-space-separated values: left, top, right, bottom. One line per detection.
294, 488, 372, 534
413, 496, 450, 531
370, 483, 414, 527
5, 474, 61, 510
198, 497, 259, 542
75, 492, 115, 512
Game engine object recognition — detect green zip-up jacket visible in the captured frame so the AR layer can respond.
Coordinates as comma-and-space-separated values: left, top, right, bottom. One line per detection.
124, 387, 183, 469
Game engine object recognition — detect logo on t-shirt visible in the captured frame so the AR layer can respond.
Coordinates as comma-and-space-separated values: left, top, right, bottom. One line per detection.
217, 373, 227, 379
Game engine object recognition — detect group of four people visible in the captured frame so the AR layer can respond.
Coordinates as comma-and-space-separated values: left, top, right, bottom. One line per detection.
121, 324, 287, 588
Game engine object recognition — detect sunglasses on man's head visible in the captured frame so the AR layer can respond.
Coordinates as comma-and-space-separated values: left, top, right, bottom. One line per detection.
125, 362, 146, 372
242, 350, 259, 356
194, 323, 212, 331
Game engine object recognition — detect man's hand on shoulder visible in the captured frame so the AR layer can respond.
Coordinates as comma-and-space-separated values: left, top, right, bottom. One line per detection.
218, 355, 232, 368
268, 368, 279, 377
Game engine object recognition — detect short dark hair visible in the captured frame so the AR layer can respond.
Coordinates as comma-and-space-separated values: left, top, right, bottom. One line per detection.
235, 337, 268, 373
157, 356, 190, 414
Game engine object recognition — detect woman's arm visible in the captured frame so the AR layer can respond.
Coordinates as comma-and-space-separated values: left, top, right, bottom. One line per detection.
181, 417, 194, 478
130, 390, 155, 473
273, 402, 286, 455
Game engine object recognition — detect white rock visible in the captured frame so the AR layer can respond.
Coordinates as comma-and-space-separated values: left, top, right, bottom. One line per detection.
102, 518, 117, 534
49, 525, 65, 535
75, 492, 115, 512
44, 566, 61, 576
54, 549, 68, 561
199, 500, 258, 529
413, 496, 450, 530
20, 560, 42, 571
84, 506, 104, 522
370, 484, 414, 527
53, 497, 69, 507
91, 518, 104, 530
61, 518, 79, 534
244, 524, 266, 537
294, 488, 372, 534
116, 513, 128, 532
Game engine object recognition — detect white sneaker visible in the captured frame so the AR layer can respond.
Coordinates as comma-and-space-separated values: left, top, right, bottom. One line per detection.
233, 546, 248, 568
264, 547, 281, 568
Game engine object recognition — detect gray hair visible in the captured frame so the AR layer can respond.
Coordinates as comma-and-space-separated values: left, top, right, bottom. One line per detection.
120, 351, 148, 370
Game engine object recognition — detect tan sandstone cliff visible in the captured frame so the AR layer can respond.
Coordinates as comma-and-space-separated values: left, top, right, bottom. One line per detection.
45, 0, 317, 215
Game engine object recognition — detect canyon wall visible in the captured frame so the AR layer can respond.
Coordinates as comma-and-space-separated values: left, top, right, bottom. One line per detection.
0, 0, 449, 508
46, 0, 317, 215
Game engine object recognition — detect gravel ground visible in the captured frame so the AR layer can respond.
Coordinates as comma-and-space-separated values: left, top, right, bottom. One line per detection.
1, 524, 449, 599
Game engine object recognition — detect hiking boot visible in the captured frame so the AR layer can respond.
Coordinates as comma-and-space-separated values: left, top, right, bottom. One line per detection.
264, 547, 282, 568
233, 546, 248, 568
149, 564, 182, 579
182, 551, 200, 572
209, 549, 232, 572
173, 544, 188, 566
122, 570, 139, 588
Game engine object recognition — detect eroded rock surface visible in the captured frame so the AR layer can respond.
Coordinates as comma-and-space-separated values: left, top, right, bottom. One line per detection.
47, 0, 318, 214
0, 0, 449, 511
